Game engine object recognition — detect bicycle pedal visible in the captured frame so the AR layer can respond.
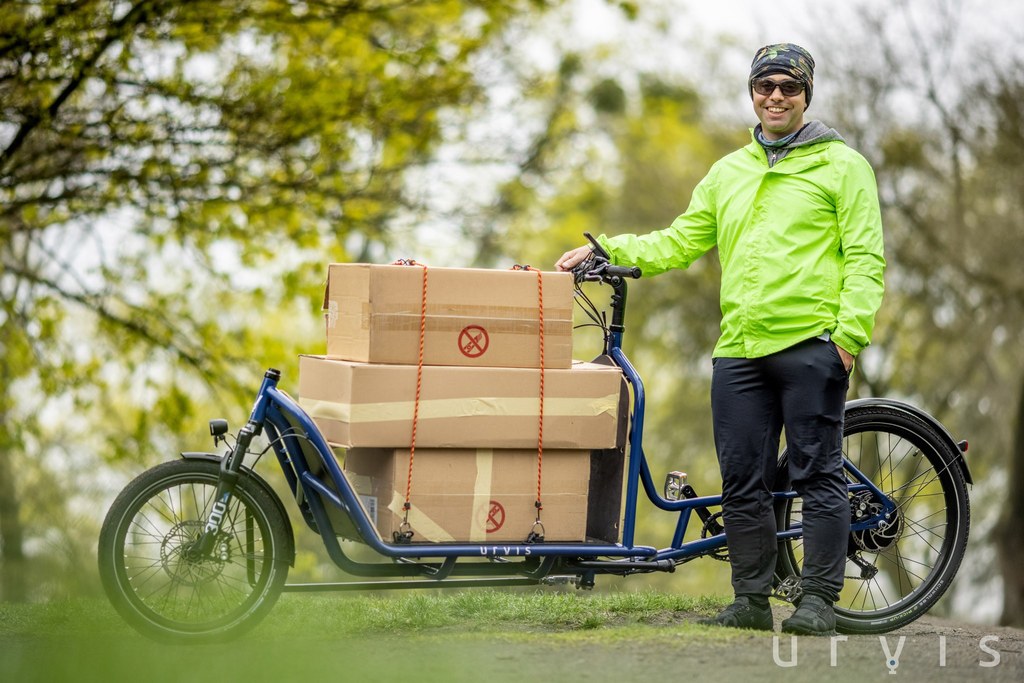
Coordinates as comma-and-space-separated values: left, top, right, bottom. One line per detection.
772, 575, 803, 604
664, 471, 688, 500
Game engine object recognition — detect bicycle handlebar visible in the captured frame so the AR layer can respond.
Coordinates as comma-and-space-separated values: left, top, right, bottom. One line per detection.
572, 232, 642, 284
606, 264, 642, 279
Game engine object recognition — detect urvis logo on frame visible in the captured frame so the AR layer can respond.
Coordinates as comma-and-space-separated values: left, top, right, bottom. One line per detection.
771, 635, 1002, 671
478, 546, 532, 556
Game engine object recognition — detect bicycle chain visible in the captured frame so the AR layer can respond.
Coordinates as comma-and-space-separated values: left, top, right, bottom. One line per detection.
701, 512, 729, 561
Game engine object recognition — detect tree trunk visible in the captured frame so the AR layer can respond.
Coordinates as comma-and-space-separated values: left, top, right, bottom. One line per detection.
996, 373, 1024, 627
0, 417, 27, 602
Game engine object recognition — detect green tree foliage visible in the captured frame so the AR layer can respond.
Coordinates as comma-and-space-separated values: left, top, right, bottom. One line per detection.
815, 1, 1024, 624
0, 0, 562, 600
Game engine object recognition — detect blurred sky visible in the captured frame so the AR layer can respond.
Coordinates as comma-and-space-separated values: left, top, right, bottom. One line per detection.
394, 0, 1024, 265
568, 0, 1024, 58
556, 0, 1024, 113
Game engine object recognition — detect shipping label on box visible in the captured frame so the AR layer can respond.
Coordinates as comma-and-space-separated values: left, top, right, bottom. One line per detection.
322, 263, 574, 369
345, 448, 590, 543
298, 355, 626, 449
343, 473, 378, 527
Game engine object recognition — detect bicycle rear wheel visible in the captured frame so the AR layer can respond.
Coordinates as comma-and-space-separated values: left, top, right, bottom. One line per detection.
774, 404, 970, 634
98, 459, 290, 641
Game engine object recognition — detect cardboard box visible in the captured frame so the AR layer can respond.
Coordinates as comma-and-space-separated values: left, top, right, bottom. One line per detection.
298, 355, 625, 449
344, 447, 590, 542
322, 263, 574, 369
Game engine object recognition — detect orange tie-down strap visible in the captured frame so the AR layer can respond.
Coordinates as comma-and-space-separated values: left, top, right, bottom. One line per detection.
390, 259, 427, 542
391, 259, 548, 543
511, 264, 546, 542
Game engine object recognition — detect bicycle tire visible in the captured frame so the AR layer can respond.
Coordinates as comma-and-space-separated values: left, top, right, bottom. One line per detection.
98, 459, 290, 642
774, 405, 970, 634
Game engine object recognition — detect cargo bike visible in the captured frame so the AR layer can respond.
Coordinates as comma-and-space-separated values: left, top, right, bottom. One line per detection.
98, 235, 973, 641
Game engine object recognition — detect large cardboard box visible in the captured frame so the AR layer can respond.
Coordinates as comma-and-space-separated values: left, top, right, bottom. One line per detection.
322, 263, 574, 369
344, 447, 590, 542
298, 355, 625, 449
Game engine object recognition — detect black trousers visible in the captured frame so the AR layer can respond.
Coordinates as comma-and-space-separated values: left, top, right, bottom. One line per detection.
710, 336, 851, 603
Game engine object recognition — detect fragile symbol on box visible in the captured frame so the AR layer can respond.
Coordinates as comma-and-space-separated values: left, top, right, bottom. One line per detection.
484, 500, 505, 533
458, 325, 489, 358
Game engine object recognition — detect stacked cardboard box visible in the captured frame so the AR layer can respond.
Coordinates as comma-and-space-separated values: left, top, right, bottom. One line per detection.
298, 356, 624, 449
343, 448, 590, 543
299, 263, 626, 543
322, 263, 575, 368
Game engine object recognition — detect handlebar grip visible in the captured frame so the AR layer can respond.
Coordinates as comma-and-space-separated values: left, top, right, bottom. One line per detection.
606, 265, 642, 279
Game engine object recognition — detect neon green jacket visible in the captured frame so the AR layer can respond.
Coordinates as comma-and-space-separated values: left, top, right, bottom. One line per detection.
599, 127, 885, 359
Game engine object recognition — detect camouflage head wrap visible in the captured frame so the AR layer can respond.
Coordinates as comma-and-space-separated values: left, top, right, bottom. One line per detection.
749, 43, 815, 107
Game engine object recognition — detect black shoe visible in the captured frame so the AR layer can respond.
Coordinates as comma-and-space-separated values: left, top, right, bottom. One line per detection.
698, 596, 773, 631
781, 594, 837, 636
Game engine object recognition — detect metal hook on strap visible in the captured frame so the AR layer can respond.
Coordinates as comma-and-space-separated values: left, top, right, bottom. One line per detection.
393, 518, 414, 544
525, 517, 545, 544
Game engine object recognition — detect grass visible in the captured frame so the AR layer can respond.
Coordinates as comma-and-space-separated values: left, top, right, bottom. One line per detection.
0, 589, 730, 638
1, 590, 745, 683
264, 589, 727, 634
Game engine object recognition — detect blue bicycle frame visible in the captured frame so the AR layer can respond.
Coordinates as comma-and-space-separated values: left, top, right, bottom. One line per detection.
200, 270, 897, 591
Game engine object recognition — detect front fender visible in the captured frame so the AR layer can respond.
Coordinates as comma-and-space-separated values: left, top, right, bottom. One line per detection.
845, 398, 973, 485
180, 452, 297, 565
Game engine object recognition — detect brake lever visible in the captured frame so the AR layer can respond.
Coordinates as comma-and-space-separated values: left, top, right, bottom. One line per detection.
583, 264, 608, 281
571, 253, 609, 284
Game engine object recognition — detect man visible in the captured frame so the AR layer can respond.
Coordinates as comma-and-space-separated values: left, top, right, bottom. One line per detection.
556, 43, 885, 636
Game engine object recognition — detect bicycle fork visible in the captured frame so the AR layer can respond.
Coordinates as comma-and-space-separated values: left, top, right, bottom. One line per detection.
187, 370, 278, 562
186, 422, 256, 561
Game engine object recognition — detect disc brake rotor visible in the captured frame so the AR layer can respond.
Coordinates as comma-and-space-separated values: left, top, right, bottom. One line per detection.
850, 491, 903, 552
160, 520, 231, 585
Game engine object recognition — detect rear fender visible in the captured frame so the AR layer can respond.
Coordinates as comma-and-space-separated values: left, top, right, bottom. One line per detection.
844, 398, 973, 486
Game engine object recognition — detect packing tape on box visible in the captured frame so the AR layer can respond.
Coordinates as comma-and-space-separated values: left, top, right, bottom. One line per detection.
362, 313, 574, 336
385, 449, 495, 543
387, 490, 455, 543
469, 449, 493, 542
300, 394, 620, 423
364, 301, 573, 318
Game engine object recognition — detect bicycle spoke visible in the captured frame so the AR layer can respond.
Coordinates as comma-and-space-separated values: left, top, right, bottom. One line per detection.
782, 413, 969, 629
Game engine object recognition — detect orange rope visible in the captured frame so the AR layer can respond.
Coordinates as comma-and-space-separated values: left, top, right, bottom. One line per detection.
512, 264, 546, 524
392, 259, 428, 530
534, 268, 545, 512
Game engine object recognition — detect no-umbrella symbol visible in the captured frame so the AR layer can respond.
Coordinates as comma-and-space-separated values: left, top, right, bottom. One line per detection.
485, 500, 505, 533
458, 325, 489, 358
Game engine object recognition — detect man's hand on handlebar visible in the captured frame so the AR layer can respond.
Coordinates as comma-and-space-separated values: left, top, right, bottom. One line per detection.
555, 245, 595, 272
556, 234, 642, 283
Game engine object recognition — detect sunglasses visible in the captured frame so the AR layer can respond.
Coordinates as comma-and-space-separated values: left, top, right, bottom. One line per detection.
751, 78, 806, 97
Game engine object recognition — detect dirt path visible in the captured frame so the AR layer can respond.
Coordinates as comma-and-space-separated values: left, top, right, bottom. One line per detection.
447, 610, 1024, 683
377, 608, 1024, 683
648, 609, 1024, 682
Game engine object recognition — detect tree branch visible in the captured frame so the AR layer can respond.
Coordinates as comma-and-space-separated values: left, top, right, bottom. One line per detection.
0, 0, 163, 174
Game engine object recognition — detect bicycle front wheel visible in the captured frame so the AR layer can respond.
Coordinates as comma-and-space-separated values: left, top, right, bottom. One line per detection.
98, 459, 290, 642
775, 404, 970, 634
